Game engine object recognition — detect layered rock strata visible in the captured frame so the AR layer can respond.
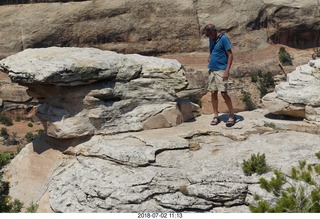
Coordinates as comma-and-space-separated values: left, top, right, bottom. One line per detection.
0, 47, 200, 138
263, 59, 320, 122
5, 110, 320, 212
3, 47, 320, 213
0, 73, 34, 112
0, 0, 319, 58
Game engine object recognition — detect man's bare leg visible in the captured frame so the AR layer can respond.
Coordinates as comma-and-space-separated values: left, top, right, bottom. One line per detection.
211, 90, 219, 117
210, 90, 220, 125
221, 91, 234, 115
221, 91, 236, 126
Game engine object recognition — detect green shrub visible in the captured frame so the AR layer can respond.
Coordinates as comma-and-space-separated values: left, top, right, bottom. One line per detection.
0, 152, 27, 213
0, 114, 13, 126
24, 130, 44, 143
15, 115, 22, 122
9, 199, 23, 213
258, 71, 275, 98
1, 152, 21, 213
251, 73, 258, 83
25, 132, 34, 143
0, 179, 23, 213
262, 72, 275, 88
258, 82, 268, 98
316, 151, 320, 160
37, 129, 44, 135
27, 122, 33, 128
16, 146, 22, 154
264, 122, 276, 129
250, 152, 320, 212
250, 70, 275, 98
0, 176, 10, 212
0, 152, 13, 168
278, 47, 293, 66
242, 153, 268, 176
251, 70, 264, 83
0, 128, 9, 140
314, 47, 320, 57
26, 202, 38, 213
241, 91, 256, 111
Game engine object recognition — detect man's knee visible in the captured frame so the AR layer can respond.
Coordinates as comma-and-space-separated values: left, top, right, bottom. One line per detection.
211, 90, 218, 99
221, 91, 229, 99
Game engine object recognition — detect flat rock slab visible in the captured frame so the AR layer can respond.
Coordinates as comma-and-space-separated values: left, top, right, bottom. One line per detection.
0, 47, 183, 85
6, 109, 320, 213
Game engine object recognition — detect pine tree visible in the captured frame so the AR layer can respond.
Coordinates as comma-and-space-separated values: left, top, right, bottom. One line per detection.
250, 151, 320, 212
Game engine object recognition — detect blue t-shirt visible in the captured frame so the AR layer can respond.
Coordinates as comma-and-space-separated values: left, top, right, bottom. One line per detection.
208, 34, 232, 70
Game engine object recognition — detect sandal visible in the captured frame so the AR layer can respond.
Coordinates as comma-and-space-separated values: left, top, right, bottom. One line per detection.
210, 116, 220, 126
226, 114, 236, 127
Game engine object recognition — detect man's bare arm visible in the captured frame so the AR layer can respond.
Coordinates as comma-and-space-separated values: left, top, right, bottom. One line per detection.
223, 49, 233, 81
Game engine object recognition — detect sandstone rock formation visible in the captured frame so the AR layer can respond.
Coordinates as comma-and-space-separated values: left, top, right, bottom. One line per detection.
0, 71, 35, 112
0, 0, 319, 58
1, 0, 320, 213
263, 58, 320, 122
0, 47, 201, 138
2, 47, 320, 213
5, 109, 320, 212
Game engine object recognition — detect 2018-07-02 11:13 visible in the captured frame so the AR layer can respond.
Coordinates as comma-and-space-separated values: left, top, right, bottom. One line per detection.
137, 213, 183, 218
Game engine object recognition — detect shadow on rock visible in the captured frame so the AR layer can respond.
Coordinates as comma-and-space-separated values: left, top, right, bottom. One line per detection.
264, 113, 303, 121
32, 134, 92, 154
220, 113, 244, 125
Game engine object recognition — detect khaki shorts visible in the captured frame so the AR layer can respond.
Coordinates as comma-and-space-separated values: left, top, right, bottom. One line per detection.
207, 69, 228, 92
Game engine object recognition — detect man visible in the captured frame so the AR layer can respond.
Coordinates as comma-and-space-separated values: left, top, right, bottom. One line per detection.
202, 23, 235, 127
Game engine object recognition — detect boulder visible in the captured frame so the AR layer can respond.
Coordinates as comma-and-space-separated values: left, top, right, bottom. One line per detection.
263, 59, 320, 121
0, 71, 35, 112
0, 83, 31, 102
0, 47, 200, 138
177, 99, 200, 122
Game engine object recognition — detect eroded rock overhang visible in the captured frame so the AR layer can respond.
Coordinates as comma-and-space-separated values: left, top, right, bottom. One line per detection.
0, 47, 200, 138
263, 58, 320, 123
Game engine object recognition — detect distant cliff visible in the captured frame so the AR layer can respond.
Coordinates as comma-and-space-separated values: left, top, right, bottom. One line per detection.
0, 0, 319, 58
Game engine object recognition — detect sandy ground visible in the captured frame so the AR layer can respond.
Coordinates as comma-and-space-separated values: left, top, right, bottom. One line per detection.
0, 121, 43, 153
161, 44, 314, 72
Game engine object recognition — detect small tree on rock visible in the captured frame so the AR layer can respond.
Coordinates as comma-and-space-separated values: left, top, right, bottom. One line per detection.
278, 47, 293, 66
250, 151, 320, 212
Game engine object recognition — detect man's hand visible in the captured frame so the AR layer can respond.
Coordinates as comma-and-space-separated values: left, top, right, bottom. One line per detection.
223, 70, 229, 81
